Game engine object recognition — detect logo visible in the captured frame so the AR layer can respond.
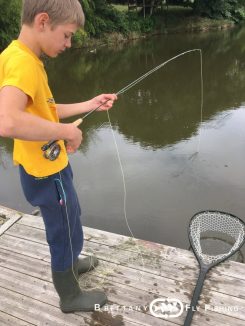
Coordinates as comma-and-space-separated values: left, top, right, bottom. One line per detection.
47, 97, 55, 104
149, 298, 184, 318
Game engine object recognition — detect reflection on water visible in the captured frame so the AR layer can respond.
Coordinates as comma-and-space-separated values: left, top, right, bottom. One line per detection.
1, 26, 245, 255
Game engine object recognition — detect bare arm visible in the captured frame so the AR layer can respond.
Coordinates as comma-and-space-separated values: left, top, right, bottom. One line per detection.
0, 86, 82, 152
56, 100, 93, 119
57, 93, 118, 119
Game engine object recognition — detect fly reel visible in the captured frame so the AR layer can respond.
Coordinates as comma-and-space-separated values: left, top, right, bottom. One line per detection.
41, 141, 61, 161
41, 118, 83, 161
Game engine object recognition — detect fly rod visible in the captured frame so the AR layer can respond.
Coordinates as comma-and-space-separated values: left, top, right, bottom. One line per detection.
42, 49, 202, 161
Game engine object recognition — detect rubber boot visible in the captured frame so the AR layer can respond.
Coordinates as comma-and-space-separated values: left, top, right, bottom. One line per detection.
52, 261, 107, 313
77, 256, 99, 274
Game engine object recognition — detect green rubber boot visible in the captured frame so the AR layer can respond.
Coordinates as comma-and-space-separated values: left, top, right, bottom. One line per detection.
52, 261, 107, 313
77, 256, 99, 274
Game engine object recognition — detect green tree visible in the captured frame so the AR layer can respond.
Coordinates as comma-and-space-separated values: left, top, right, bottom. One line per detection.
193, 0, 245, 22
80, 0, 130, 36
0, 0, 21, 50
79, 0, 155, 38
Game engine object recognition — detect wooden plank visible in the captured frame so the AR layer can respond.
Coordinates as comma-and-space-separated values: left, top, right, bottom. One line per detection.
0, 245, 244, 325
0, 287, 100, 326
6, 223, 47, 244
1, 229, 245, 301
192, 309, 245, 326
83, 228, 245, 280
3, 262, 243, 326
0, 234, 50, 260
82, 271, 245, 321
0, 205, 22, 216
1, 210, 245, 325
0, 206, 22, 236
0, 245, 244, 311
17, 214, 245, 280
0, 231, 218, 287
0, 247, 51, 280
88, 277, 245, 326
199, 290, 245, 320
83, 240, 245, 292
17, 214, 44, 230
0, 311, 33, 326
0, 265, 59, 305
0, 246, 189, 306
0, 266, 176, 326
5, 225, 195, 280
0, 215, 22, 236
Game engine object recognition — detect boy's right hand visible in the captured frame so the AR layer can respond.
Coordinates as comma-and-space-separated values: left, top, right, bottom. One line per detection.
65, 123, 83, 154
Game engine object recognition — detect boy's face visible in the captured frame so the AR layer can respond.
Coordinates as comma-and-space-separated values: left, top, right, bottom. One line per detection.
40, 23, 78, 58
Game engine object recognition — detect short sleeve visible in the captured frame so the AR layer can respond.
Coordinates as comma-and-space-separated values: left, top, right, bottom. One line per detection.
1, 54, 38, 102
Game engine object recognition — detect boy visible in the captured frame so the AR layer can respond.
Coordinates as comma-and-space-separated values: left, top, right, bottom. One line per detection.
0, 0, 117, 313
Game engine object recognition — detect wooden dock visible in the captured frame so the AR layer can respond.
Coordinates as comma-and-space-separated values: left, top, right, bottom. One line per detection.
0, 205, 244, 326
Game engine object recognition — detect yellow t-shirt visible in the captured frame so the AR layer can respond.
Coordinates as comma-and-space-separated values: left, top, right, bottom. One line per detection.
0, 40, 68, 177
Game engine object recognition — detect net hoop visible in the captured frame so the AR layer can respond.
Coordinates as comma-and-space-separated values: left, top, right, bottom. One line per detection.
189, 210, 245, 266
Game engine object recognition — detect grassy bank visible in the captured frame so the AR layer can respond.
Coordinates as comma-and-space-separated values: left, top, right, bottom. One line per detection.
75, 5, 235, 49
153, 5, 235, 32
0, 3, 237, 51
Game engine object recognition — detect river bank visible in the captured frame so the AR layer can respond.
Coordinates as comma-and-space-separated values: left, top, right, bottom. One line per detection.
75, 14, 236, 50
70, 4, 237, 50
0, 4, 238, 52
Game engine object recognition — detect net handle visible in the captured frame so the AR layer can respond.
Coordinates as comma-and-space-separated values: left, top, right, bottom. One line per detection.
184, 266, 208, 326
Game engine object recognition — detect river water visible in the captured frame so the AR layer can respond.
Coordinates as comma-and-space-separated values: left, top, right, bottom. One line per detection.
1, 26, 245, 257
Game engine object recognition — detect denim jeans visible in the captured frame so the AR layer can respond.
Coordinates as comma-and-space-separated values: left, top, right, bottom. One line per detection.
19, 163, 83, 271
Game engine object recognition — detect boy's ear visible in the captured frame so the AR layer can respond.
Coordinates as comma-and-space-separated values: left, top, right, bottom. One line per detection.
34, 13, 50, 31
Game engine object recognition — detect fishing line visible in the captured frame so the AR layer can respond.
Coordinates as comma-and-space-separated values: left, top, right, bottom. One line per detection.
198, 49, 203, 153
104, 49, 204, 275
116, 49, 202, 96
56, 173, 95, 284
62, 49, 204, 285
56, 173, 79, 283
81, 49, 203, 118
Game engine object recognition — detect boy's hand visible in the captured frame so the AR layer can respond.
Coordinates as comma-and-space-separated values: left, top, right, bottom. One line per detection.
90, 94, 117, 111
66, 123, 83, 154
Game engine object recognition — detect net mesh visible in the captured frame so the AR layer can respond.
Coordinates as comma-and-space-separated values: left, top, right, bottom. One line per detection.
190, 211, 245, 265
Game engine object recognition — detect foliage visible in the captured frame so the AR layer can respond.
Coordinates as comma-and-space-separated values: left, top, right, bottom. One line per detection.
1, 0, 245, 51
72, 28, 89, 48
193, 0, 245, 22
79, 0, 156, 38
0, 0, 21, 50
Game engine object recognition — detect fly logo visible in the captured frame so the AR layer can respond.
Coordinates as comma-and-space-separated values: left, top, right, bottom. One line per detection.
47, 98, 55, 104
149, 298, 184, 318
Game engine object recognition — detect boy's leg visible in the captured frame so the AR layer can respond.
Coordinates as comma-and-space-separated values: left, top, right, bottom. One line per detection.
19, 164, 107, 312
19, 163, 83, 271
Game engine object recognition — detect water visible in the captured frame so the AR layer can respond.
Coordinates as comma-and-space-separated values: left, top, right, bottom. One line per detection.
1, 26, 245, 259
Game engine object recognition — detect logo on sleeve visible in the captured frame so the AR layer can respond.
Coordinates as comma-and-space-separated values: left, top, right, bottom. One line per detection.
47, 97, 55, 104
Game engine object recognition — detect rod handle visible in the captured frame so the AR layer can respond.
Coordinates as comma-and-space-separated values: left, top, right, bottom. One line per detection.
73, 118, 83, 127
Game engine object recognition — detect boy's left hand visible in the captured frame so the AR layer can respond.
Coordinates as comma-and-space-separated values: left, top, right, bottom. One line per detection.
90, 94, 117, 111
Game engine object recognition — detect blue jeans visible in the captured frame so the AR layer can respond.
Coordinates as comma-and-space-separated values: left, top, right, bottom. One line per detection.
19, 164, 83, 271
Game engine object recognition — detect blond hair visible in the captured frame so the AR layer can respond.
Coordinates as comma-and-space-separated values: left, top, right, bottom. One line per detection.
21, 0, 85, 27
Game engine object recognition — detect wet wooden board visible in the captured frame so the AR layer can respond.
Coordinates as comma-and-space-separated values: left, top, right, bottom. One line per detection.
0, 205, 245, 326
0, 205, 22, 236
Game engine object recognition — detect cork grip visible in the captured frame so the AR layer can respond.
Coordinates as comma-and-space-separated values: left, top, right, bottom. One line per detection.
73, 118, 83, 127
